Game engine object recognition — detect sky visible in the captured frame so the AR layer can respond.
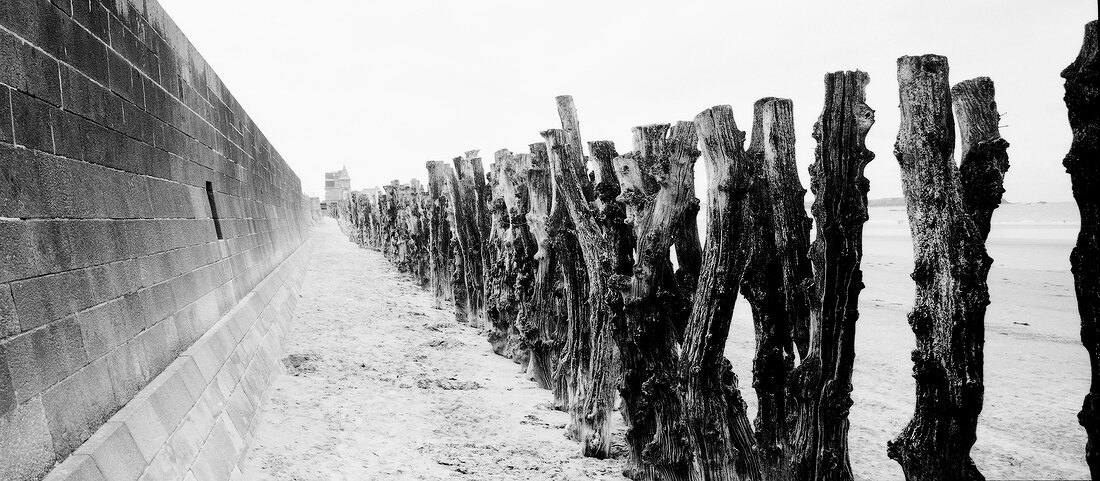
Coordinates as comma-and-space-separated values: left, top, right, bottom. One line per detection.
157, 0, 1096, 202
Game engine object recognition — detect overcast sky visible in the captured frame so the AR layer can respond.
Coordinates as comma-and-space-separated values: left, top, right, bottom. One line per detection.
158, 0, 1095, 202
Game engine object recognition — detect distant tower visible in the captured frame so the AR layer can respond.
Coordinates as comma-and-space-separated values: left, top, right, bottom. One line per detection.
323, 166, 352, 211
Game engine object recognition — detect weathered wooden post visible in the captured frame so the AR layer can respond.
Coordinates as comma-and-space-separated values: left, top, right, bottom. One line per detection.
486, 149, 535, 361
954, 77, 1010, 239
413, 180, 432, 288
450, 157, 488, 326
677, 73, 874, 481
677, 104, 758, 481
1064, 20, 1100, 479
426, 161, 454, 308
612, 121, 701, 479
442, 164, 473, 324
888, 55, 1007, 481
739, 97, 807, 479
523, 143, 571, 409
487, 153, 513, 355
506, 151, 538, 365
796, 70, 875, 481
543, 96, 621, 459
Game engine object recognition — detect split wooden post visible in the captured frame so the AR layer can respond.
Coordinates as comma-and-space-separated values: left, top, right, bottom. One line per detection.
954, 77, 1010, 239
888, 55, 1004, 481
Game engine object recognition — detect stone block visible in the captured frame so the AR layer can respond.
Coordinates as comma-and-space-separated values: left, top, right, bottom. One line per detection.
5, 318, 87, 404
107, 50, 135, 104
37, 153, 99, 219
154, 412, 206, 477
176, 357, 207, 400
189, 418, 238, 481
0, 28, 62, 106
138, 439, 187, 481
11, 270, 85, 332
61, 67, 107, 123
147, 371, 195, 431
116, 398, 168, 463
0, 397, 56, 481
137, 251, 173, 289
42, 355, 118, 458
76, 423, 145, 481
138, 281, 178, 330
224, 379, 253, 434
42, 454, 107, 481
0, 282, 17, 338
0, 345, 13, 417
0, 142, 45, 220
11, 88, 58, 153
75, 298, 124, 360
66, 14, 109, 85
137, 321, 171, 378
75, 1, 110, 42
0, 87, 12, 144
162, 315, 185, 360
186, 337, 220, 383
212, 369, 236, 405
105, 339, 149, 403
56, 221, 113, 270
81, 356, 120, 434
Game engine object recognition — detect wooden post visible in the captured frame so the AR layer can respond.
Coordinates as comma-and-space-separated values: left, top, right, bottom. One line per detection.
487, 152, 513, 355
678, 104, 758, 481
612, 121, 701, 479
1064, 20, 1100, 479
452, 156, 488, 327
953, 77, 1010, 239
426, 161, 454, 309
739, 97, 808, 479
443, 164, 472, 325
523, 143, 571, 409
888, 55, 997, 481
468, 150, 494, 325
543, 96, 618, 460
486, 149, 533, 361
798, 70, 875, 481
506, 151, 538, 367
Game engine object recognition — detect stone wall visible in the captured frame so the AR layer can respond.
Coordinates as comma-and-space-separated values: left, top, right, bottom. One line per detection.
0, 0, 312, 479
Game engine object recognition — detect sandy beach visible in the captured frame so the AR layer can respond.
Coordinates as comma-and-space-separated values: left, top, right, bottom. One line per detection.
244, 203, 1087, 480
240, 220, 625, 480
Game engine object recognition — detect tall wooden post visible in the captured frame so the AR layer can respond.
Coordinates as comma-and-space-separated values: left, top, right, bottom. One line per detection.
451, 156, 488, 327
443, 164, 472, 324
797, 71, 875, 481
679, 105, 758, 481
740, 97, 808, 479
426, 161, 453, 308
888, 55, 1004, 481
543, 96, 619, 459
1064, 20, 1100, 479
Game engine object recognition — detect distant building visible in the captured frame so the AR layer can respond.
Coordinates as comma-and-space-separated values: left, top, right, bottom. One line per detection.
323, 166, 351, 211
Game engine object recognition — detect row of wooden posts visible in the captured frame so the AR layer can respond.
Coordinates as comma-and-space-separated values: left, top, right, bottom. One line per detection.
336, 22, 1098, 481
